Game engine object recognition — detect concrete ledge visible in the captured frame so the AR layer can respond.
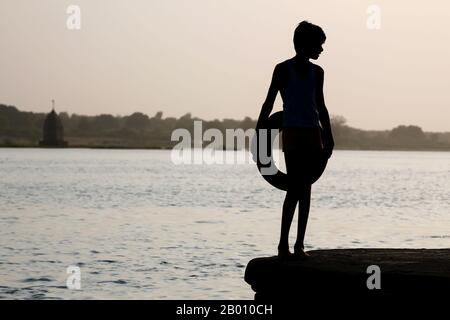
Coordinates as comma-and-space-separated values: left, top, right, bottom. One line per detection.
244, 249, 450, 300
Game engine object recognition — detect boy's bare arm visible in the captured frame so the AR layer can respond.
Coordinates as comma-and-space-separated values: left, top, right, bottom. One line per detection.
316, 66, 335, 157
256, 64, 281, 129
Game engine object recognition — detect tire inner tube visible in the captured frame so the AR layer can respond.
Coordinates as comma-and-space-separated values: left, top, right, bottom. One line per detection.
251, 111, 328, 191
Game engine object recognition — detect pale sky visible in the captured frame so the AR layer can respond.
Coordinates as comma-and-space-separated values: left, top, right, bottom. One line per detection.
1, 0, 449, 131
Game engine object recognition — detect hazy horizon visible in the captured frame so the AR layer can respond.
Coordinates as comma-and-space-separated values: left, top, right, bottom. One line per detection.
1, 1, 449, 131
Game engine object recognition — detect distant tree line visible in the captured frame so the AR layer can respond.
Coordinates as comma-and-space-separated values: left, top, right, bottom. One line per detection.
1, 103, 450, 150
329, 116, 450, 150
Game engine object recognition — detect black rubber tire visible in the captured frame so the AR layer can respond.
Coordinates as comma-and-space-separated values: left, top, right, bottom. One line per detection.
251, 111, 328, 191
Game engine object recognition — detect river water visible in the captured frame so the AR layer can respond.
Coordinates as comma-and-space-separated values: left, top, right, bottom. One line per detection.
0, 148, 449, 299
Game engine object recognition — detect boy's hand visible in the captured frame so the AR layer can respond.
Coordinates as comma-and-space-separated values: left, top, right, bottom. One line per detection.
322, 135, 334, 159
323, 145, 333, 159
255, 120, 262, 131
256, 112, 270, 131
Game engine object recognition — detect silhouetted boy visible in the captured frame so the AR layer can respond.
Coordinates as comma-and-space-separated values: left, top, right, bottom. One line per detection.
257, 21, 334, 259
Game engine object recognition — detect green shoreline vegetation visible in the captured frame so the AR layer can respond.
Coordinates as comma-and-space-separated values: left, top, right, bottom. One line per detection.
1, 104, 450, 151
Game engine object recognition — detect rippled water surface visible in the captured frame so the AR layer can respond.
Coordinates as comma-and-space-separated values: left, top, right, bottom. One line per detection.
0, 148, 449, 299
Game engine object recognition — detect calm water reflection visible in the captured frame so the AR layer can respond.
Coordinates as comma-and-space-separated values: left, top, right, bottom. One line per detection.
0, 149, 449, 299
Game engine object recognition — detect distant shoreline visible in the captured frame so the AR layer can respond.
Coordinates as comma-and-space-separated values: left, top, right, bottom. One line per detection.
2, 104, 450, 152
1, 145, 450, 152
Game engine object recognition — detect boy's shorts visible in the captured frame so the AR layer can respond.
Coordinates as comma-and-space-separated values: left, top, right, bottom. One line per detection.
282, 126, 324, 187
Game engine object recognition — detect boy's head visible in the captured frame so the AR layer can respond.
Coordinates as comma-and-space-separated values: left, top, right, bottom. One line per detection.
293, 21, 326, 60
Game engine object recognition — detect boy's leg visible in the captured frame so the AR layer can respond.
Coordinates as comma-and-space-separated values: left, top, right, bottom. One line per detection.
295, 183, 311, 251
294, 150, 319, 253
278, 150, 299, 253
278, 190, 298, 251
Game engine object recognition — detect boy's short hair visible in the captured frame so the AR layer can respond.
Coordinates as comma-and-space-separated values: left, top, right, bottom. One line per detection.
293, 21, 326, 53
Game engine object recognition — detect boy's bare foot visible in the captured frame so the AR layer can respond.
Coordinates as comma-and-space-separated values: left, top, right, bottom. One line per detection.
277, 246, 294, 259
293, 248, 310, 260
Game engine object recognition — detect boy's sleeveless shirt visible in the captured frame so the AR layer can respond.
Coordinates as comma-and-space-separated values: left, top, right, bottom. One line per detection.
281, 59, 320, 128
